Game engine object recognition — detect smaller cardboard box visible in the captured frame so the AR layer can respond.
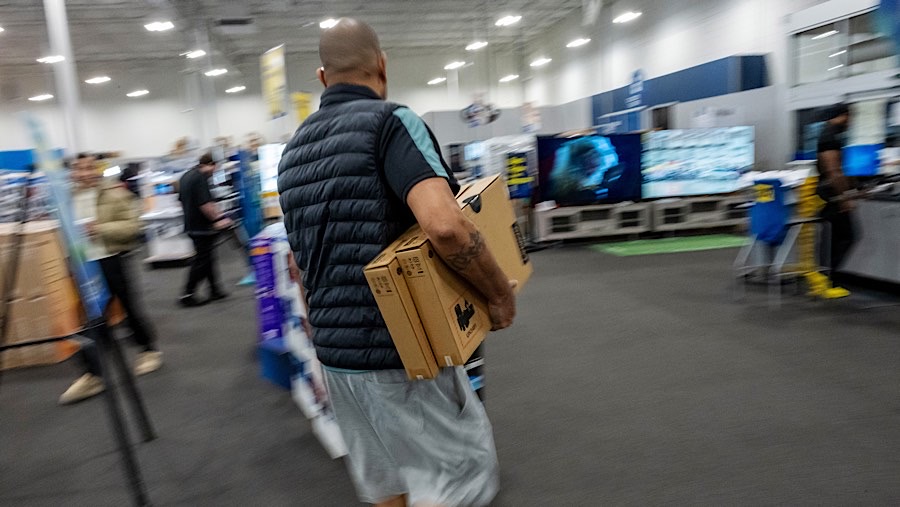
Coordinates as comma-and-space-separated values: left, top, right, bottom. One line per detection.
364, 233, 440, 380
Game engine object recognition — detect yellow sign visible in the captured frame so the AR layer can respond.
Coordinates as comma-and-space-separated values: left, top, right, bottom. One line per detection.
292, 92, 312, 123
260, 45, 287, 120
754, 184, 775, 203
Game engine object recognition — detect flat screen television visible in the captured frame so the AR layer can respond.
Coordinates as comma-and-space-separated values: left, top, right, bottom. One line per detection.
258, 143, 286, 193
641, 127, 754, 199
536, 133, 643, 205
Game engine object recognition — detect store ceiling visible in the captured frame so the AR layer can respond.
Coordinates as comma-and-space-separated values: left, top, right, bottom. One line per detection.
0, 0, 584, 79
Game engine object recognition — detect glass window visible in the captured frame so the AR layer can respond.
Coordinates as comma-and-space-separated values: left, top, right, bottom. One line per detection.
848, 11, 898, 76
795, 23, 847, 85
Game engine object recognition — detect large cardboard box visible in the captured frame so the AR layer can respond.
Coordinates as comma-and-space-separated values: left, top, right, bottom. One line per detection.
364, 233, 439, 380
0, 221, 83, 370
396, 175, 532, 367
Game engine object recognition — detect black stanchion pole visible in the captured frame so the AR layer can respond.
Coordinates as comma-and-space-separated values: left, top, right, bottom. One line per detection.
88, 321, 152, 507
104, 325, 156, 441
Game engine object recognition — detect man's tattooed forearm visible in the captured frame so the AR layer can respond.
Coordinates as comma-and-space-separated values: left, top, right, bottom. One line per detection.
445, 231, 485, 271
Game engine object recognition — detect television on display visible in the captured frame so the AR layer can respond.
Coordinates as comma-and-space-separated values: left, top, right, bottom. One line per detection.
536, 134, 643, 206
258, 143, 286, 193
641, 127, 755, 199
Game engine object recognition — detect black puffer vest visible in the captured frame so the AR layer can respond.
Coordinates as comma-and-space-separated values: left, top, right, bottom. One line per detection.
277, 84, 412, 370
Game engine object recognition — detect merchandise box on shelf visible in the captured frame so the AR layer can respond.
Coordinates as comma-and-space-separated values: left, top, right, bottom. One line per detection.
368, 174, 532, 372
250, 222, 347, 458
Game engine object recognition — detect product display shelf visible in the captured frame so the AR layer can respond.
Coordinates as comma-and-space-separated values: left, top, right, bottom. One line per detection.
651, 194, 750, 232
535, 202, 652, 241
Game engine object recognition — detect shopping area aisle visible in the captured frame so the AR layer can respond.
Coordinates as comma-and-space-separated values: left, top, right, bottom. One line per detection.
3, 244, 900, 505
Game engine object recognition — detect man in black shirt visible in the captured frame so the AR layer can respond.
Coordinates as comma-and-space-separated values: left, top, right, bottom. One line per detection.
179, 152, 233, 307
816, 104, 854, 270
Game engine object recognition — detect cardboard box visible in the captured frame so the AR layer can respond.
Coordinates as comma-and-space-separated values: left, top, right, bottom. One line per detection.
395, 174, 533, 367
364, 233, 439, 380
456, 175, 533, 288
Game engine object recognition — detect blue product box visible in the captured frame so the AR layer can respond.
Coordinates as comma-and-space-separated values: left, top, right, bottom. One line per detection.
258, 338, 295, 390
251, 236, 283, 342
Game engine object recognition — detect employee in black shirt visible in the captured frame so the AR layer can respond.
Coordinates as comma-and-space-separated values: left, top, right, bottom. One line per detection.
179, 152, 234, 307
816, 103, 854, 270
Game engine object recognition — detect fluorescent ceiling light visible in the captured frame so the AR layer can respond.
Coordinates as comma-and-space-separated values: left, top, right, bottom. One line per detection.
205, 68, 228, 77
184, 49, 206, 59
530, 57, 552, 67
144, 21, 174, 32
103, 166, 121, 178
495, 15, 521, 27
37, 55, 65, 64
28, 94, 54, 102
226, 85, 246, 93
427, 77, 447, 85
499, 74, 519, 83
466, 41, 488, 51
320, 18, 338, 29
566, 38, 591, 48
0, 26, 5, 33
812, 30, 838, 40
613, 11, 642, 24
126, 89, 149, 97
828, 64, 844, 71
85, 76, 111, 84
829, 50, 847, 58
444, 61, 466, 70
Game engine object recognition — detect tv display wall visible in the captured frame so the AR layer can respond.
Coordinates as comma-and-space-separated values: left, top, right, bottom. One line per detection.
641, 127, 754, 199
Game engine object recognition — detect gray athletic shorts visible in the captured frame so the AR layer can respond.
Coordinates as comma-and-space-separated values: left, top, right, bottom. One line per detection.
324, 366, 499, 506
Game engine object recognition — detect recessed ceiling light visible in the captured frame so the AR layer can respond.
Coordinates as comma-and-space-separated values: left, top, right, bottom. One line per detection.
427, 77, 447, 85
320, 18, 338, 29
85, 76, 111, 84
499, 74, 519, 83
126, 89, 149, 98
613, 11, 642, 24
184, 49, 206, 59
444, 61, 466, 70
28, 94, 54, 102
495, 15, 522, 27
144, 21, 174, 32
226, 85, 246, 93
37, 55, 65, 64
812, 29, 839, 40
566, 38, 591, 48
530, 57, 552, 67
828, 64, 844, 71
205, 68, 228, 77
466, 41, 488, 51
829, 50, 847, 58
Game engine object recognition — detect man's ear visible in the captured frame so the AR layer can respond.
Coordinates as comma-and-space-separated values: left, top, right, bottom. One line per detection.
317, 67, 327, 88
379, 52, 388, 80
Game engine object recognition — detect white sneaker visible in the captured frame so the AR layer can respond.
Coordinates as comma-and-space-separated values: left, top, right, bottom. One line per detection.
134, 350, 163, 376
59, 373, 105, 405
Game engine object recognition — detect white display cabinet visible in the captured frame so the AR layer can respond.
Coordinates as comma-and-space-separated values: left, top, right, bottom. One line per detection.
651, 196, 750, 231
535, 203, 651, 241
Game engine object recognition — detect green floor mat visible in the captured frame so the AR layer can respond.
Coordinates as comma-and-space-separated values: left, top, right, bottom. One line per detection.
590, 234, 749, 256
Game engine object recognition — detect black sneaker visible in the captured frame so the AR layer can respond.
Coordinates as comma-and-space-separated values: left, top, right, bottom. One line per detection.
209, 291, 229, 302
179, 294, 207, 307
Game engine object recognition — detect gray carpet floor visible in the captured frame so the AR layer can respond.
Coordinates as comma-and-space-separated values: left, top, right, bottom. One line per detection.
1, 244, 899, 506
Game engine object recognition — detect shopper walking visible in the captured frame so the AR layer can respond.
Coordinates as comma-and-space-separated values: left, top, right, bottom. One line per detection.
59, 154, 163, 405
816, 104, 856, 269
178, 152, 233, 307
278, 18, 516, 507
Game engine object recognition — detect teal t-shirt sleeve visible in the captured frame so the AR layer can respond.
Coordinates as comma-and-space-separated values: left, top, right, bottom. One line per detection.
379, 107, 459, 202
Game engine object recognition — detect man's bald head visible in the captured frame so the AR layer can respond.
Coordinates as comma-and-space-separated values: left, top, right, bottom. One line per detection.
319, 18, 385, 86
